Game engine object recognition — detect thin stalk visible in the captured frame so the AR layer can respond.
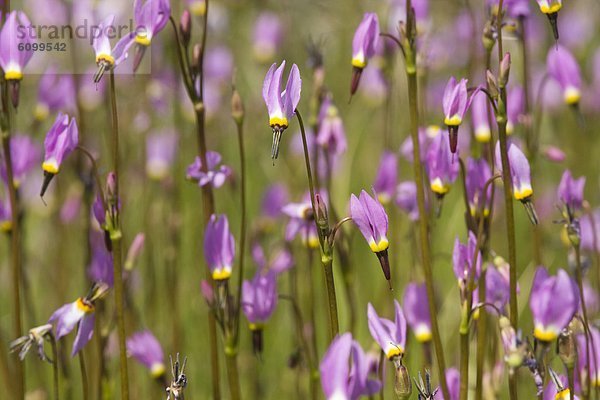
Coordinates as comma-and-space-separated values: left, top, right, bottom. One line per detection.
79, 351, 88, 400
378, 351, 385, 400
225, 354, 241, 400
567, 364, 575, 400
474, 270, 487, 400
234, 118, 247, 344
50, 335, 59, 400
306, 246, 319, 383
575, 245, 592, 398
296, 109, 339, 338
459, 299, 472, 400
109, 69, 129, 400
403, 19, 450, 399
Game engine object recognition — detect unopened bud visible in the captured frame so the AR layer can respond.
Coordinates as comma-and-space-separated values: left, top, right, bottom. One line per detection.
558, 329, 576, 367
482, 21, 496, 51
106, 172, 117, 202
315, 194, 328, 228
499, 52, 511, 88
191, 44, 202, 76
231, 88, 244, 124
124, 233, 145, 271
200, 280, 214, 304
394, 361, 412, 399
486, 70, 499, 98
180, 10, 192, 48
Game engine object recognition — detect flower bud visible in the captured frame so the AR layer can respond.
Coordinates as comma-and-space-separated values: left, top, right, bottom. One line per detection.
231, 88, 244, 124
393, 360, 412, 399
200, 280, 214, 305
558, 328, 576, 367
125, 233, 145, 271
191, 44, 202, 76
106, 172, 117, 203
499, 52, 511, 88
179, 10, 192, 48
315, 194, 329, 229
486, 70, 499, 98
482, 21, 496, 51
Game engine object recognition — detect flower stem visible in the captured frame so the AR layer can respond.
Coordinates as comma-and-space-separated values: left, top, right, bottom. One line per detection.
402, 2, 450, 392
296, 109, 339, 339
108, 69, 129, 400
78, 351, 88, 400
50, 335, 59, 400
567, 364, 575, 400
459, 300, 472, 400
234, 117, 247, 345
225, 353, 241, 400
575, 244, 592, 398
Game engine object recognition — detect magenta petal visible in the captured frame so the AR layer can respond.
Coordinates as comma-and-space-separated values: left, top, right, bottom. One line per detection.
72, 313, 95, 357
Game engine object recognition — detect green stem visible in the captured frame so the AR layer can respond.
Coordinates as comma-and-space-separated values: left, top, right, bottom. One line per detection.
567, 364, 575, 400
459, 301, 471, 400
404, 42, 450, 400
474, 270, 487, 400
575, 245, 592, 398
50, 335, 59, 400
234, 118, 247, 345
109, 69, 129, 400
296, 110, 339, 339
79, 351, 88, 400
225, 354, 241, 400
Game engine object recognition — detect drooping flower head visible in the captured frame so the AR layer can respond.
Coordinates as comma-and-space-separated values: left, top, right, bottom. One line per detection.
495, 141, 533, 201
426, 130, 459, 196
373, 151, 398, 205
40, 113, 78, 196
557, 169, 585, 217
577, 327, 600, 388
442, 77, 480, 153
0, 11, 34, 107
452, 231, 482, 298
282, 192, 319, 249
92, 15, 136, 83
471, 92, 492, 143
204, 214, 235, 281
48, 297, 96, 356
261, 183, 289, 220
403, 282, 432, 343
350, 13, 380, 95
133, 0, 171, 71
320, 333, 381, 400
465, 157, 492, 217
262, 61, 301, 159
241, 270, 278, 331
253, 12, 284, 62
9, 324, 54, 362
542, 371, 578, 400
127, 330, 166, 378
350, 190, 391, 282
36, 69, 76, 120
547, 45, 582, 106
434, 367, 460, 400
186, 151, 231, 188
88, 230, 114, 287
396, 181, 420, 221
317, 96, 347, 157
473, 262, 510, 315
1, 134, 40, 188
252, 243, 294, 275
506, 86, 525, 135
146, 130, 178, 180
529, 267, 579, 342
367, 301, 407, 359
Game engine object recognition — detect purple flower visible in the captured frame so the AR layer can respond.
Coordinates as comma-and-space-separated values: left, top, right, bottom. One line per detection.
242, 270, 278, 329
542, 373, 577, 400
434, 368, 460, 400
0, 194, 12, 232
580, 209, 600, 252
557, 169, 585, 214
48, 297, 95, 356
373, 151, 397, 205
1, 134, 40, 188
529, 267, 579, 342
133, 0, 170, 46
146, 130, 178, 180
204, 214, 235, 281
465, 157, 492, 217
396, 181, 420, 221
577, 327, 600, 387
125, 233, 146, 271
262, 61, 301, 159
127, 330, 166, 378
261, 184, 289, 219
367, 301, 407, 359
442, 77, 480, 153
506, 86, 525, 135
452, 231, 481, 291
547, 45, 582, 105
320, 333, 381, 400
535, 0, 562, 14
36, 68, 76, 120
42, 113, 78, 175
426, 130, 459, 196
495, 141, 533, 201
0, 11, 34, 81
542, 145, 566, 163
252, 244, 294, 275
351, 13, 379, 69
253, 12, 283, 62
186, 151, 231, 188
317, 97, 347, 157
92, 15, 136, 82
471, 92, 492, 143
403, 282, 432, 343
88, 231, 114, 287
350, 190, 392, 282
282, 195, 319, 248
482, 263, 510, 314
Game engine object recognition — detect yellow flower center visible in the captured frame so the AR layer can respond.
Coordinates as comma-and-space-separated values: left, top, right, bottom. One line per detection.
151, 363, 166, 378
533, 326, 558, 342
539, 1, 562, 14
369, 238, 389, 253
96, 54, 115, 66
76, 297, 95, 313
431, 178, 450, 195
42, 159, 59, 174
444, 115, 462, 126
135, 34, 151, 46
0, 221, 12, 232
248, 323, 264, 331
212, 267, 232, 281
386, 346, 404, 360
4, 69, 23, 80
564, 87, 581, 105
555, 388, 570, 400
269, 116, 288, 128
513, 185, 533, 201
